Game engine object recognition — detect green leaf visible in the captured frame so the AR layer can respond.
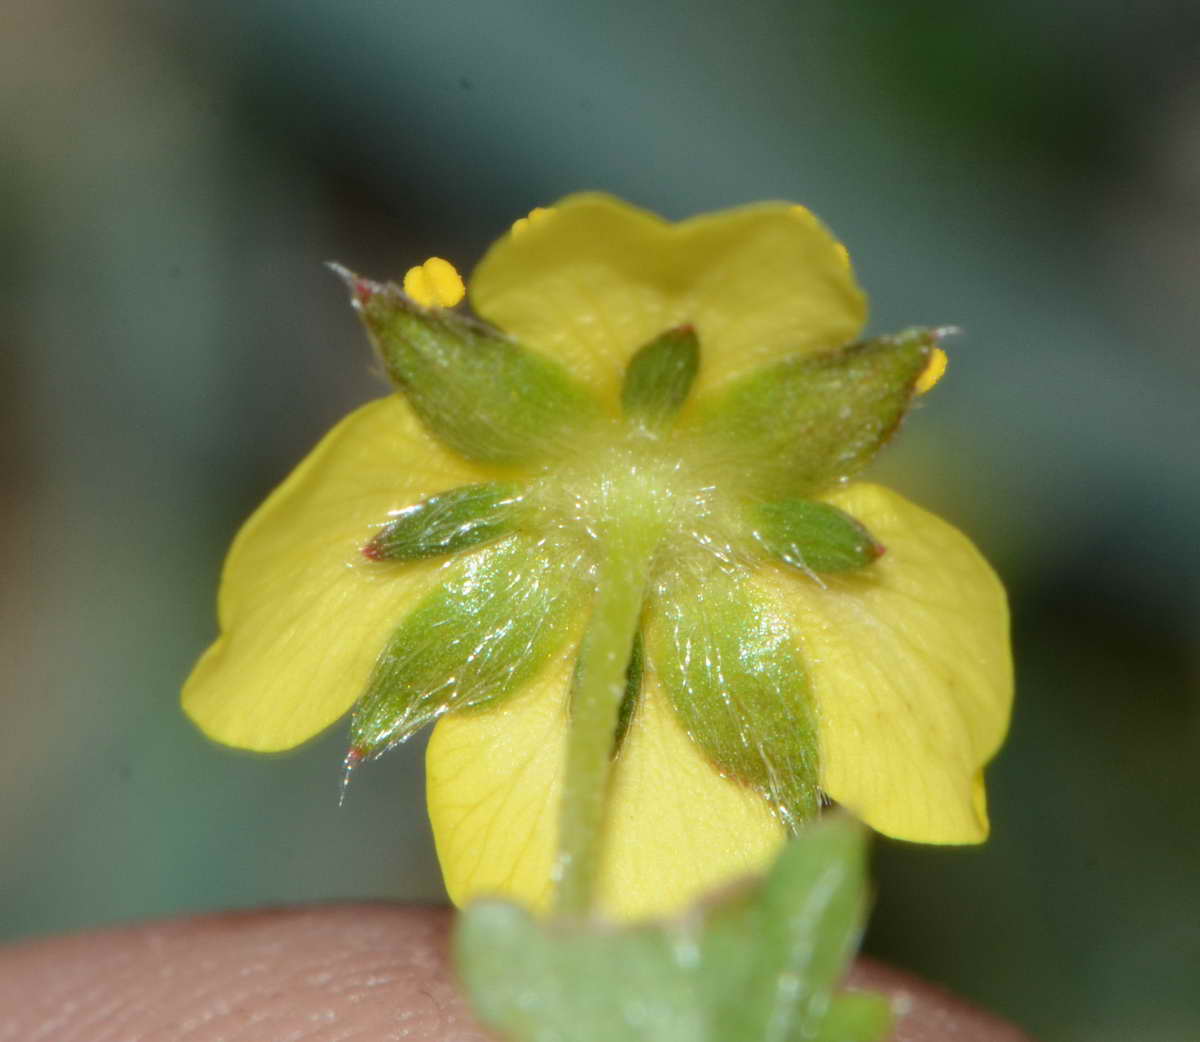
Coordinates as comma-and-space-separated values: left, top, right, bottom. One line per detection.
699, 820, 872, 1041
456, 817, 888, 1042
810, 994, 894, 1042
645, 561, 820, 832
363, 481, 524, 561
340, 270, 603, 465
693, 327, 934, 498
460, 902, 704, 1042
350, 536, 582, 758
749, 498, 883, 574
621, 325, 700, 432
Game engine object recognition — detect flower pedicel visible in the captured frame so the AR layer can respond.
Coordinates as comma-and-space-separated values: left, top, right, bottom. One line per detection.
182, 194, 1012, 921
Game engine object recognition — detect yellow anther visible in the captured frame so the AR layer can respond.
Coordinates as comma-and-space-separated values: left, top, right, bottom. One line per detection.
833, 241, 851, 271
510, 206, 554, 236
403, 257, 465, 309
915, 347, 948, 395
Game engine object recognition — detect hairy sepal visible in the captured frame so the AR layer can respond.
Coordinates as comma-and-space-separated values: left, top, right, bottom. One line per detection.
350, 536, 583, 758
344, 271, 603, 466
692, 327, 934, 498
645, 558, 820, 832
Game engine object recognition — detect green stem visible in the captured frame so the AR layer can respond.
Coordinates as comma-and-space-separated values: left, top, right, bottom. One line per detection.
554, 527, 657, 917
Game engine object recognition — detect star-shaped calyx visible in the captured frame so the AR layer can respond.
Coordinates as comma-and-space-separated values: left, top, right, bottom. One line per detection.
342, 268, 934, 852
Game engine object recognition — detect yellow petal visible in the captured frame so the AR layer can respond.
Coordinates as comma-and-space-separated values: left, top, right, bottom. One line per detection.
470, 193, 866, 411
757, 483, 1012, 843
427, 653, 783, 921
425, 644, 569, 917
598, 668, 785, 917
183, 396, 491, 751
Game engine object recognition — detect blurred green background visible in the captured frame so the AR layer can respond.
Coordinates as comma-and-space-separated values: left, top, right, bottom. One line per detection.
3, 1, 1198, 1039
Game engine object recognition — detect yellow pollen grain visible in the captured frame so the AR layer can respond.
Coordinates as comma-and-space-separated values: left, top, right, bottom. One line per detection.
403, 257, 465, 308
833, 242, 851, 270
510, 206, 554, 237
915, 347, 948, 395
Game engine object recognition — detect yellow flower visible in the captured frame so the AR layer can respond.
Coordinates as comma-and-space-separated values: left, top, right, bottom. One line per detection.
182, 194, 1012, 922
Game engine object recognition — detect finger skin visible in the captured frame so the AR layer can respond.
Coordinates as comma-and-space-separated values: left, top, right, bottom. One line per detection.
0, 904, 1032, 1042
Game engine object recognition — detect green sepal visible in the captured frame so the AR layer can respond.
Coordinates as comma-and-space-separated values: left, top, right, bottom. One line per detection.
363, 481, 524, 562
645, 560, 819, 832
694, 327, 935, 498
749, 498, 883, 573
621, 325, 700, 432
350, 536, 581, 758
337, 268, 603, 466
457, 817, 888, 1042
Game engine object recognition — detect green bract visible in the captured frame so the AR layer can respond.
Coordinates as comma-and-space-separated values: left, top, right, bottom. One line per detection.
363, 481, 524, 561
621, 324, 701, 431
749, 499, 884, 573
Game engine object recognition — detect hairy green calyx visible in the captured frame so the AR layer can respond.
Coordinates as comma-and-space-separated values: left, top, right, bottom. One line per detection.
341, 282, 929, 836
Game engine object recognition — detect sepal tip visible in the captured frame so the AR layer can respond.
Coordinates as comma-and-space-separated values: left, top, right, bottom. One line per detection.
326, 261, 379, 308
